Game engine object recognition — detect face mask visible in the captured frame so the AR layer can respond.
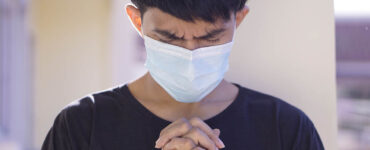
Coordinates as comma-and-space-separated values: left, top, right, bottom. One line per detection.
143, 33, 235, 103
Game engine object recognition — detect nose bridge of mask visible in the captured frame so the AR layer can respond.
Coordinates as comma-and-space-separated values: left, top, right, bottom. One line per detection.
143, 35, 234, 59
144, 35, 233, 79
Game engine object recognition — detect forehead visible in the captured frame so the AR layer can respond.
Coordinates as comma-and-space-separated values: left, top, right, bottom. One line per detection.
141, 8, 235, 35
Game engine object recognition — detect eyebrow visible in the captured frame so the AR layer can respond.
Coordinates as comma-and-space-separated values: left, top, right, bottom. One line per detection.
153, 28, 226, 41
194, 28, 226, 40
153, 29, 185, 41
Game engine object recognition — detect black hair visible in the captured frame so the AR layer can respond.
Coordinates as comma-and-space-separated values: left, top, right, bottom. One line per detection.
131, 0, 247, 23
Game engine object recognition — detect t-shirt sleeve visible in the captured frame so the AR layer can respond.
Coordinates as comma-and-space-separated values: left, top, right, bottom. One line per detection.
41, 96, 94, 150
278, 101, 325, 150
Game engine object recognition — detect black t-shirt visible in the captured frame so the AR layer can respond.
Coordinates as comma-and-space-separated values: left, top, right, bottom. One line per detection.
41, 83, 324, 150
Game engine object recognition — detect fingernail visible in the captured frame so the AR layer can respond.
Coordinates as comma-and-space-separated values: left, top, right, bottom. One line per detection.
218, 139, 225, 148
155, 138, 161, 148
155, 138, 159, 144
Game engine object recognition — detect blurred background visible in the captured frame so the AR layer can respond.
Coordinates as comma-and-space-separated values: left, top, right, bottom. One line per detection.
0, 0, 367, 149
335, 0, 370, 149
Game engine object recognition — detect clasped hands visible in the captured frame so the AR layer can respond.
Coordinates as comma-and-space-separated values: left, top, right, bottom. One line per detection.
155, 117, 225, 150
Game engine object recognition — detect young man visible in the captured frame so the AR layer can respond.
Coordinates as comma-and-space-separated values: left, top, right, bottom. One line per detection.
42, 0, 324, 149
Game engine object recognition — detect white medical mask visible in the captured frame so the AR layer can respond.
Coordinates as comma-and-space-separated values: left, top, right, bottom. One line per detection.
143, 34, 235, 103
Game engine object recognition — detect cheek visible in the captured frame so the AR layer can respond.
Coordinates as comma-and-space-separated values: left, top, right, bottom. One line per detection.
221, 32, 235, 44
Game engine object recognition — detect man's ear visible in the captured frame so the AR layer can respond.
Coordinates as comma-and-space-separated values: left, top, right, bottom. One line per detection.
235, 5, 250, 28
125, 4, 143, 36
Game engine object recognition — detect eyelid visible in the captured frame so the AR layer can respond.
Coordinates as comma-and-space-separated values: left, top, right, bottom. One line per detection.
200, 36, 219, 41
206, 38, 220, 43
159, 38, 174, 43
162, 34, 184, 41
197, 33, 215, 40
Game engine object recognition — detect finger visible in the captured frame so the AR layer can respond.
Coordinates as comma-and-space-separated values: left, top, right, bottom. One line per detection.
213, 129, 220, 137
159, 117, 188, 137
183, 127, 218, 150
192, 147, 206, 150
162, 137, 196, 150
189, 117, 225, 148
156, 118, 193, 148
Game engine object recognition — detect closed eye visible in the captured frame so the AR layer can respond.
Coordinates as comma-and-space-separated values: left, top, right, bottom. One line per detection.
206, 39, 220, 43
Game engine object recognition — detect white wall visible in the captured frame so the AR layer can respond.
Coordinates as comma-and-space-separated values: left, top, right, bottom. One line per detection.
224, 0, 337, 150
31, 0, 111, 148
111, 0, 148, 85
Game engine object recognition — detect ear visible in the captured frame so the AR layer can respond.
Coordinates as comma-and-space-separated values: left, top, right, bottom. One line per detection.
235, 5, 250, 28
125, 4, 143, 36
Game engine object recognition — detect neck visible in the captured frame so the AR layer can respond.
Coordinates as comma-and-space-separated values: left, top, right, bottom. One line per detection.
127, 71, 239, 121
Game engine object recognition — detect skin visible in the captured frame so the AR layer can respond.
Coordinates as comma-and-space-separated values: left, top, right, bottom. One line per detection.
125, 3, 249, 150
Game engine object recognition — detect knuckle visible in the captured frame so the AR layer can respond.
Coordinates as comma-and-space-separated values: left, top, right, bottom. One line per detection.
160, 136, 169, 143
179, 117, 188, 123
193, 147, 205, 150
189, 117, 202, 126
180, 121, 192, 132
189, 127, 202, 136
163, 141, 175, 150
209, 132, 219, 139
182, 138, 195, 147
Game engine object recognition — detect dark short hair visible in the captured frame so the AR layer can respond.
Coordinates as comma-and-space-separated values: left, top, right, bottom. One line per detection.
131, 0, 247, 23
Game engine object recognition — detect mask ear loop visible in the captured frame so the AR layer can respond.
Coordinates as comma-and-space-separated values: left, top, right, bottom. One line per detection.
231, 23, 237, 42
124, 3, 144, 38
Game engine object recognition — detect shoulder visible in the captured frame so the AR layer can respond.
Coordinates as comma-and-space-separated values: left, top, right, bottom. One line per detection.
236, 83, 308, 119
237, 84, 304, 117
42, 96, 96, 149
44, 85, 127, 144
242, 86, 314, 130
50, 84, 126, 130
59, 84, 125, 120
60, 96, 95, 120
236, 83, 316, 133
236, 84, 323, 149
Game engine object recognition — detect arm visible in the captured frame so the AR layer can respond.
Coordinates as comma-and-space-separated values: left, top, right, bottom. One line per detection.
41, 96, 94, 150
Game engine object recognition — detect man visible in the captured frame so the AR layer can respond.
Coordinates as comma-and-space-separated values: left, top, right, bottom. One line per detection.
42, 0, 324, 149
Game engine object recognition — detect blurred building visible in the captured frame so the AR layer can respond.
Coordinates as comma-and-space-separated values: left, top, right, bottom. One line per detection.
335, 0, 370, 149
